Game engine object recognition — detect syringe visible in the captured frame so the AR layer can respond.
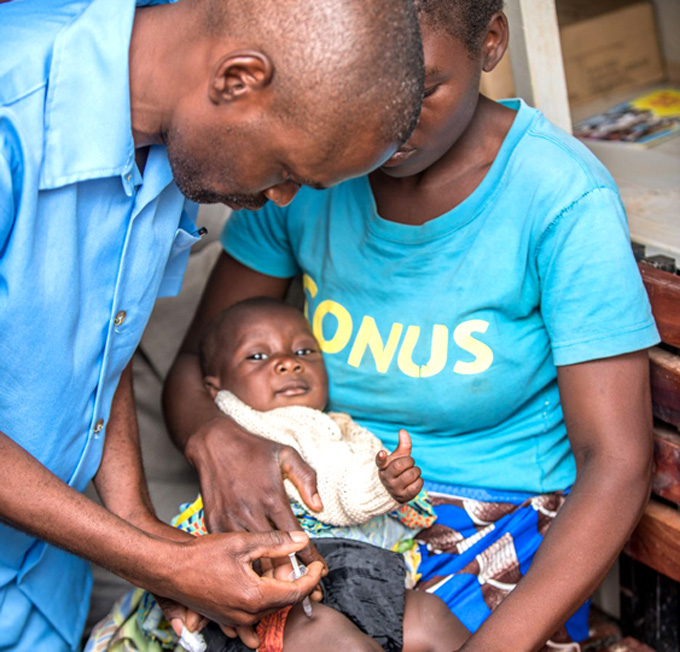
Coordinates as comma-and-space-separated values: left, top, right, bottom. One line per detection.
288, 553, 313, 618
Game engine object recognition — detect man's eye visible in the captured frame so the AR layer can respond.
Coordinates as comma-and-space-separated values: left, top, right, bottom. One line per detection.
248, 352, 269, 360
295, 348, 314, 356
424, 85, 439, 98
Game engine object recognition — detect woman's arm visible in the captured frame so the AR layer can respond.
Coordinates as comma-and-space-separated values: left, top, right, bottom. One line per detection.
163, 253, 325, 564
461, 350, 653, 652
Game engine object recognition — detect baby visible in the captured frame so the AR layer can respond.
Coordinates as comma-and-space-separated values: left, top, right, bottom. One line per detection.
192, 297, 466, 652
87, 296, 466, 652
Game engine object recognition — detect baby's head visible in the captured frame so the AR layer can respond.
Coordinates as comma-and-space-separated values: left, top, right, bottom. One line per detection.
200, 297, 328, 412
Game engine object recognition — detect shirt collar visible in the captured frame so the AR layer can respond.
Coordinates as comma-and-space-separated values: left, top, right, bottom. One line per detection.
39, 0, 138, 190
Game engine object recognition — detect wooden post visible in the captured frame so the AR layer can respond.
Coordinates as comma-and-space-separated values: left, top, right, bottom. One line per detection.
505, 0, 572, 133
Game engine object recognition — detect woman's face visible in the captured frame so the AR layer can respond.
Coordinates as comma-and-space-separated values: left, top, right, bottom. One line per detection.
379, 24, 484, 178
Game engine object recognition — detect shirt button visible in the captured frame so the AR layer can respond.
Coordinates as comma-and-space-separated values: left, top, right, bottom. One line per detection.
93, 419, 104, 435
114, 310, 127, 326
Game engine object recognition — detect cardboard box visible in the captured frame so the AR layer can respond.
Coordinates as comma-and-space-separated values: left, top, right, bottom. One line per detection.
557, 1, 665, 106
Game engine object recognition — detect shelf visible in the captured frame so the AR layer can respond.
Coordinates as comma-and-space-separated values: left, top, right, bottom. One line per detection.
571, 86, 680, 258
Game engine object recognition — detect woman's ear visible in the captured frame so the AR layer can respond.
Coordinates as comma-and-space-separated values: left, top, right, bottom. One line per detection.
209, 50, 274, 104
481, 12, 509, 74
203, 375, 222, 399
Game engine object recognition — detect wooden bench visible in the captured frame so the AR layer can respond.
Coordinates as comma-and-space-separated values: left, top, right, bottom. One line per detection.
618, 263, 680, 652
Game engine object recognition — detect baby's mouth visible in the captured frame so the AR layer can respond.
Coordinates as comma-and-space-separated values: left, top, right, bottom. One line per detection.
276, 380, 310, 396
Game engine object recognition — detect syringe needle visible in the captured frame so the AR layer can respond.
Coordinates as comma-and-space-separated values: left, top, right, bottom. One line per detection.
288, 553, 313, 618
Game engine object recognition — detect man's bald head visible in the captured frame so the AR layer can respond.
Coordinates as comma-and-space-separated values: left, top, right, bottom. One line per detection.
131, 0, 424, 207
199, 0, 424, 147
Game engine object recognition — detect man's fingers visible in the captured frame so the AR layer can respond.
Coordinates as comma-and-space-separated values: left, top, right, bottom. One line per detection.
265, 502, 327, 570
259, 560, 324, 610
280, 447, 322, 512
375, 449, 388, 469
220, 625, 238, 638
240, 530, 312, 563
236, 625, 260, 649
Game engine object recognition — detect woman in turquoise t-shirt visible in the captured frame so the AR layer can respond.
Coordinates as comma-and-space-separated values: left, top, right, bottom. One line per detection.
165, 2, 658, 650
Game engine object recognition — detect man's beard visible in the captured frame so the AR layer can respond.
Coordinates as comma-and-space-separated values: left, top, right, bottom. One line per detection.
166, 135, 268, 209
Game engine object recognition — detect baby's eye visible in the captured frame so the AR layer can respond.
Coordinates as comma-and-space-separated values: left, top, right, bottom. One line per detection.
295, 348, 315, 356
248, 352, 269, 361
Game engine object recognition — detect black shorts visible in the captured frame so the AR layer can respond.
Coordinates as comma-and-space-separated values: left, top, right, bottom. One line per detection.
203, 538, 406, 652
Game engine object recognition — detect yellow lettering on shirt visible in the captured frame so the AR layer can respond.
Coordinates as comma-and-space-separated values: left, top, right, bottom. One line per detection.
313, 300, 353, 354
304, 275, 494, 377
347, 316, 403, 373
302, 274, 318, 321
397, 324, 448, 378
452, 320, 494, 375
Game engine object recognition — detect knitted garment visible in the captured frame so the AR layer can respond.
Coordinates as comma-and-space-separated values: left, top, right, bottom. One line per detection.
215, 391, 400, 527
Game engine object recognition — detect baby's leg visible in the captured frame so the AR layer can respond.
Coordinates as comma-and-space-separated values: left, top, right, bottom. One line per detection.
403, 590, 470, 652
282, 603, 384, 652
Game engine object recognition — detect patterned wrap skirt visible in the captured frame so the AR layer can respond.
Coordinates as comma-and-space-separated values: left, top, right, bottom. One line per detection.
414, 481, 589, 649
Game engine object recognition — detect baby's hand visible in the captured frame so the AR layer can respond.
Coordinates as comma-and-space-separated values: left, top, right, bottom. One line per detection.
375, 429, 423, 503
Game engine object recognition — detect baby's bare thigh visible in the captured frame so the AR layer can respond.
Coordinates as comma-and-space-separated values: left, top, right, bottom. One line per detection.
282, 603, 384, 652
403, 590, 470, 652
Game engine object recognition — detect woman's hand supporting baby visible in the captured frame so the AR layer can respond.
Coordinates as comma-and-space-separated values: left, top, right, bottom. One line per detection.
376, 429, 424, 503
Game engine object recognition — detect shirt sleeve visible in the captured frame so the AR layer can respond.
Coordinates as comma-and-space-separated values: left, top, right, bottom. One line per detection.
536, 186, 660, 366
220, 202, 300, 279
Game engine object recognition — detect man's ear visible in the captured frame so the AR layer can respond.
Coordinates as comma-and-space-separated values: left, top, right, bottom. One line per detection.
209, 50, 273, 104
203, 375, 222, 399
481, 12, 509, 74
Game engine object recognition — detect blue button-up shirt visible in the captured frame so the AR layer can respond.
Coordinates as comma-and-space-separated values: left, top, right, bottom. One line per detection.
0, 0, 198, 645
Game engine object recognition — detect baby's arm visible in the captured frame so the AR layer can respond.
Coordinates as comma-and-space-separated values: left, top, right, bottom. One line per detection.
375, 429, 424, 503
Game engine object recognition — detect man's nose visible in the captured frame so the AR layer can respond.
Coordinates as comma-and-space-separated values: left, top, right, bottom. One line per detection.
275, 356, 303, 373
263, 181, 301, 207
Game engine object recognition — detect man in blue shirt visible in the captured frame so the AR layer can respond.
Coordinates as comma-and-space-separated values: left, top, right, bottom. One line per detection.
0, 0, 424, 648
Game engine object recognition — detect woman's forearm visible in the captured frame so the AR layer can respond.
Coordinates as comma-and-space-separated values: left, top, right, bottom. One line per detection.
461, 453, 650, 652
462, 351, 653, 652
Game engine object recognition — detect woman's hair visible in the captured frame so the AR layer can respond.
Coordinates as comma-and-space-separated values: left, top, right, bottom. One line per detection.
414, 0, 504, 54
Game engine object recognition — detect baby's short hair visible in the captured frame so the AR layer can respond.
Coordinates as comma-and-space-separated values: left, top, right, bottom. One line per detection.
199, 296, 295, 378
414, 0, 504, 54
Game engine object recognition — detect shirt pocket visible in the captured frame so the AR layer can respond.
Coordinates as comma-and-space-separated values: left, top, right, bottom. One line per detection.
157, 211, 202, 298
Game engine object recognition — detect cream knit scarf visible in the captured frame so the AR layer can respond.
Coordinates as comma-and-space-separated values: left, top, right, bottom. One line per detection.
215, 391, 399, 526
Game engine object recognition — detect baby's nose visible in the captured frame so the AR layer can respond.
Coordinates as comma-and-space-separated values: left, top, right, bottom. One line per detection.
275, 356, 303, 373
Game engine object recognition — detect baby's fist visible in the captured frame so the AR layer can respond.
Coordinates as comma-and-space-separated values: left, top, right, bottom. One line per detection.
376, 429, 423, 503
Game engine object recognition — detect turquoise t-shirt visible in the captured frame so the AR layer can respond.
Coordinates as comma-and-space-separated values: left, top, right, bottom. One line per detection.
222, 100, 659, 494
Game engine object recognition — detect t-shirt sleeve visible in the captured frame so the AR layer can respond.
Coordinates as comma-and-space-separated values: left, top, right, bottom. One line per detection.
220, 203, 300, 279
536, 186, 660, 365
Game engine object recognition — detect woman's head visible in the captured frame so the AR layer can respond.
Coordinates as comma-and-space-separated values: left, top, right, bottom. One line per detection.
200, 297, 328, 412
380, 0, 508, 178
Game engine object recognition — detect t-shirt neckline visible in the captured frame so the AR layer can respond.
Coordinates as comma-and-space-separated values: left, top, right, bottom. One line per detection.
364, 99, 536, 244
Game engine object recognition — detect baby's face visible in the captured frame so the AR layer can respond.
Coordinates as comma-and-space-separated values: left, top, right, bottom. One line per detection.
213, 305, 328, 412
